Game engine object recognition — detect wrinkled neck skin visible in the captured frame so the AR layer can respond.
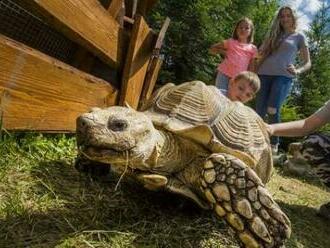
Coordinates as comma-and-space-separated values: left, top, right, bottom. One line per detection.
148, 129, 208, 174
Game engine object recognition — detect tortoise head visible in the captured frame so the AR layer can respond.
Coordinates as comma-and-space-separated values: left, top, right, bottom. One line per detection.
76, 106, 159, 172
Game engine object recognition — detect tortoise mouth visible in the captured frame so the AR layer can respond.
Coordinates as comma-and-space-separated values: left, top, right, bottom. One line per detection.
78, 145, 125, 160
77, 147, 144, 176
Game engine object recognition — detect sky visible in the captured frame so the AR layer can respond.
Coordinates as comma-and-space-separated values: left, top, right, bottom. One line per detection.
282, 0, 328, 31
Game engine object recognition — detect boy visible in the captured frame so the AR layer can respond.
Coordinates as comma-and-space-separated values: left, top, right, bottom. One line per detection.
221, 71, 260, 103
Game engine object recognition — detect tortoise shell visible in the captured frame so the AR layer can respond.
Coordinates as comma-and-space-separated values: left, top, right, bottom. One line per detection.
142, 81, 272, 183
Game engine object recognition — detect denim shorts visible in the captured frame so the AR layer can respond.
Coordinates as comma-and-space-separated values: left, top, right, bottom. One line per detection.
215, 72, 230, 95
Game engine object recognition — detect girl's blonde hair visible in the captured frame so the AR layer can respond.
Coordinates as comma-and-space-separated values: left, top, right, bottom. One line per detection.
260, 6, 298, 58
232, 17, 255, 43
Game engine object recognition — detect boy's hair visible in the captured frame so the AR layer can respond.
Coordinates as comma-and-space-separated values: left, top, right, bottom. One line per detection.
234, 71, 260, 93
232, 17, 255, 43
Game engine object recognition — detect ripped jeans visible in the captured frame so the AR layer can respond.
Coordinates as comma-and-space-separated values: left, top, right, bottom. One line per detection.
255, 75, 293, 145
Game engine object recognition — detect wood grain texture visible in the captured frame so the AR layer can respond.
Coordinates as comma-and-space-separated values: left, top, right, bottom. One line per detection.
108, 0, 125, 26
139, 57, 162, 108
18, 0, 125, 69
119, 15, 155, 109
0, 35, 118, 131
139, 17, 169, 107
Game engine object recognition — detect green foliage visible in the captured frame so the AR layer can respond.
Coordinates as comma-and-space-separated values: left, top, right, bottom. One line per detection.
281, 100, 303, 123
294, 3, 330, 118
0, 133, 76, 175
149, 0, 278, 84
279, 100, 305, 148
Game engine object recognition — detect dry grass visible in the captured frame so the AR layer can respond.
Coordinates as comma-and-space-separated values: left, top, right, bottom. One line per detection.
0, 133, 329, 248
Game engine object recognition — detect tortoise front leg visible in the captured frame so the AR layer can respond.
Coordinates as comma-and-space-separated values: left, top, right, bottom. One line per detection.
136, 174, 210, 209
200, 153, 291, 248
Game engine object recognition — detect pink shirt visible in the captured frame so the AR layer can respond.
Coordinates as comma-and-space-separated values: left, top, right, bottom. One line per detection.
218, 38, 257, 78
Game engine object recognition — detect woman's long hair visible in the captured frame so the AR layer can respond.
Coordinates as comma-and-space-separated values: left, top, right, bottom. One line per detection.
259, 6, 297, 59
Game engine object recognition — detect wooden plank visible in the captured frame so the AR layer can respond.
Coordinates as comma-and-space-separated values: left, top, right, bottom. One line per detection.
72, 0, 126, 72
108, 0, 124, 18
139, 57, 163, 107
108, 0, 125, 26
119, 15, 155, 109
139, 17, 170, 107
153, 17, 170, 54
0, 35, 118, 132
17, 0, 125, 69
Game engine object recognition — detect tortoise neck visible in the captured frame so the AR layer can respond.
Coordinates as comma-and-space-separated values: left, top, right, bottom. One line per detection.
153, 129, 207, 173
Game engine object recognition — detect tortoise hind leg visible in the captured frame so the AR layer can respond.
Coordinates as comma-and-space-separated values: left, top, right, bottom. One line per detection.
200, 154, 291, 248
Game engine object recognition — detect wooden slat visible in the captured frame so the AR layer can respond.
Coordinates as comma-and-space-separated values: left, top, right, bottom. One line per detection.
108, 0, 125, 26
153, 17, 170, 54
0, 35, 118, 132
108, 0, 124, 18
139, 17, 170, 107
139, 57, 163, 107
119, 15, 155, 109
17, 0, 125, 69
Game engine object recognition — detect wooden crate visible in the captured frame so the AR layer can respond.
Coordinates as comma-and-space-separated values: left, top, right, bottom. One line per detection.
0, 0, 168, 132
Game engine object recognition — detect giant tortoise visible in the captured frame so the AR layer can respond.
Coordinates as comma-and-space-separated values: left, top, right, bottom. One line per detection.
76, 81, 291, 247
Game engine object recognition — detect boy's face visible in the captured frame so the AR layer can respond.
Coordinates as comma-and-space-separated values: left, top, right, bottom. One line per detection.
227, 78, 255, 103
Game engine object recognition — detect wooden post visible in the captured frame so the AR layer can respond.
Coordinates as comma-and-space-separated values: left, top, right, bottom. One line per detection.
119, 15, 155, 109
108, 0, 125, 26
139, 17, 170, 107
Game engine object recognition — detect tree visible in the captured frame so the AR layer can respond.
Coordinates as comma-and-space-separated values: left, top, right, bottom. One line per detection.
149, 0, 278, 84
294, 2, 330, 118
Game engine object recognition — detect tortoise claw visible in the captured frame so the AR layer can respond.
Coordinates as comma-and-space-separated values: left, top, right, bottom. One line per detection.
200, 153, 291, 248
136, 174, 168, 190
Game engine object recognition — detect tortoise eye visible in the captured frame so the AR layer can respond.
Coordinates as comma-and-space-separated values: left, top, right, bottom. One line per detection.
108, 119, 128, 132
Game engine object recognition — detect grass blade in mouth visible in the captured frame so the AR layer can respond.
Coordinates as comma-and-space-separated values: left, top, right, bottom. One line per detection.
114, 150, 129, 191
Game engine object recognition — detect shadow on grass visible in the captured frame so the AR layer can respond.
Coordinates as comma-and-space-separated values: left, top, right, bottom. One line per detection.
277, 200, 330, 248
275, 165, 328, 190
0, 160, 238, 248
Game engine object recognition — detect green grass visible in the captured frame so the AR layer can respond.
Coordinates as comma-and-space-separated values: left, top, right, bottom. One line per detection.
0, 133, 329, 248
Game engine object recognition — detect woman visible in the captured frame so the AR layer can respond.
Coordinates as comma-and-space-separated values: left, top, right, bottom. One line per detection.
255, 6, 311, 153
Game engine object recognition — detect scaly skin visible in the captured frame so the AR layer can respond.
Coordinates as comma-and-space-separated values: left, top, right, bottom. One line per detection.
200, 154, 291, 248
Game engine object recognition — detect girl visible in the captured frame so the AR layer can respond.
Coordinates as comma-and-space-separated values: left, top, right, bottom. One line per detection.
255, 6, 311, 153
209, 17, 258, 95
